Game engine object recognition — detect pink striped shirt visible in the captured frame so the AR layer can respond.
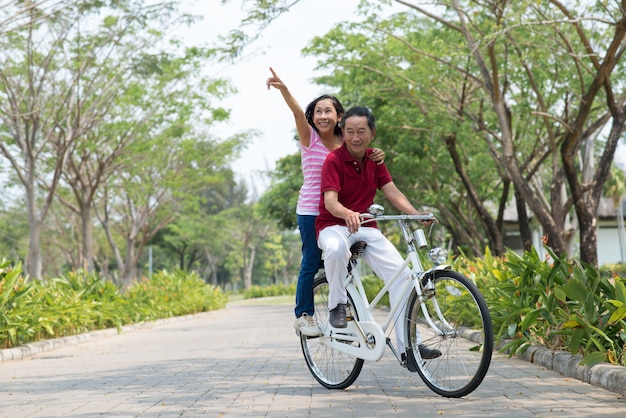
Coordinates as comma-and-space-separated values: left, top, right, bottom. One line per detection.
297, 130, 330, 215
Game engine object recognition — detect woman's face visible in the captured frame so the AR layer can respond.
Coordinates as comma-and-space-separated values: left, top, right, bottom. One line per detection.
312, 98, 340, 135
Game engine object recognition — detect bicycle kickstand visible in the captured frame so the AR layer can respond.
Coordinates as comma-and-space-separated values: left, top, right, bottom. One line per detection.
386, 337, 405, 367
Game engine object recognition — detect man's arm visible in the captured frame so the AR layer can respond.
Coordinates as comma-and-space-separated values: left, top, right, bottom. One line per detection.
380, 181, 435, 225
380, 182, 419, 215
323, 190, 362, 234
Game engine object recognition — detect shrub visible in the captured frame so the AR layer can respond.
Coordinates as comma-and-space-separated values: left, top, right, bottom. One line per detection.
458, 247, 626, 366
361, 275, 390, 307
242, 283, 296, 299
0, 262, 227, 349
124, 269, 228, 321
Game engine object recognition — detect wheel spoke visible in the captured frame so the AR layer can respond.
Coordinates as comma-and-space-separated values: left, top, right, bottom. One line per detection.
300, 274, 363, 389
405, 271, 493, 397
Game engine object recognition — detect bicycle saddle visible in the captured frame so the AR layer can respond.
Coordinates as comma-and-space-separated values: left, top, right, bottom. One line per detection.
349, 241, 367, 261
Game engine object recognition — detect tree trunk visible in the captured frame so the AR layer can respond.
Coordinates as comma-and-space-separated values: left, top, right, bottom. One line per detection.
437, 205, 481, 256
444, 133, 505, 255
95, 196, 125, 274
121, 239, 138, 289
80, 200, 94, 272
243, 245, 256, 289
578, 210, 598, 266
515, 188, 533, 252
25, 211, 42, 279
24, 176, 43, 280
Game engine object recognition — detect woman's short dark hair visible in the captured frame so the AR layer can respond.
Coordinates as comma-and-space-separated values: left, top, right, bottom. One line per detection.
305, 94, 344, 136
340, 106, 376, 131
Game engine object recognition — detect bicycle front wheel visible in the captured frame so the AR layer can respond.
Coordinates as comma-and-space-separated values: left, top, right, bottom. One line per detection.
405, 270, 493, 398
300, 274, 364, 390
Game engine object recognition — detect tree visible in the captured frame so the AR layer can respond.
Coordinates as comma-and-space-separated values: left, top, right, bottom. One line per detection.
0, 0, 191, 278
302, 12, 508, 256
225, 0, 626, 267
150, 172, 248, 281
405, 0, 626, 266
51, 1, 194, 274
258, 152, 301, 230
0, 2, 82, 279
95, 119, 244, 287
218, 204, 273, 290
0, 1, 250, 281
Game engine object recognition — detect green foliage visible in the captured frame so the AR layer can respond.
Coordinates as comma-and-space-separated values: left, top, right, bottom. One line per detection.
0, 261, 227, 349
240, 273, 390, 306
258, 153, 302, 230
242, 283, 296, 299
124, 269, 228, 321
362, 275, 390, 307
600, 263, 626, 280
458, 248, 626, 366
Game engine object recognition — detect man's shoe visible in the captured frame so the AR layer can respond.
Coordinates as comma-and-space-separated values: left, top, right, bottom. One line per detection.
294, 313, 322, 337
402, 352, 418, 372
329, 304, 347, 328
402, 346, 442, 372
419, 344, 442, 359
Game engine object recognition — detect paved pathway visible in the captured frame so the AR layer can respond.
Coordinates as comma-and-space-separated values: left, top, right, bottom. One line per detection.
0, 298, 624, 417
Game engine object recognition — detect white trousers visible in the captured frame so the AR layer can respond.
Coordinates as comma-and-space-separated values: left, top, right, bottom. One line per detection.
317, 225, 412, 353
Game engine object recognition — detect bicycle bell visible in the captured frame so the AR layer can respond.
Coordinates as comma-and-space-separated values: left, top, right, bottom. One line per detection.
368, 204, 384, 216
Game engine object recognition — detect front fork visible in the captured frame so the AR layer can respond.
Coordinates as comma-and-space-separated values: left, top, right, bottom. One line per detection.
417, 268, 455, 337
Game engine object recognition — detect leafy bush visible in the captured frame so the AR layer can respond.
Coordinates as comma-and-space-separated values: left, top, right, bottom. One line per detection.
362, 275, 390, 307
600, 262, 626, 279
458, 247, 626, 366
125, 269, 227, 321
0, 261, 227, 349
0, 261, 38, 347
242, 283, 296, 299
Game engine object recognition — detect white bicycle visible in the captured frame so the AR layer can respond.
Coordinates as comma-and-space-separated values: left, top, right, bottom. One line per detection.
300, 204, 493, 398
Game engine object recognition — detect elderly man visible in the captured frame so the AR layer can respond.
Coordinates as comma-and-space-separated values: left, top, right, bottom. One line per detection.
315, 106, 441, 361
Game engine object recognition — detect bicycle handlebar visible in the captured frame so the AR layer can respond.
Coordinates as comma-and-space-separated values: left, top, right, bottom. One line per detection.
360, 213, 437, 225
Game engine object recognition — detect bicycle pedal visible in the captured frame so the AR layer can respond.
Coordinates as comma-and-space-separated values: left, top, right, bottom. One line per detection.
346, 316, 354, 321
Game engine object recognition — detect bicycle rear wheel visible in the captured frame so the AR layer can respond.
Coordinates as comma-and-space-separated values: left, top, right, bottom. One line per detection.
405, 270, 493, 398
300, 274, 364, 389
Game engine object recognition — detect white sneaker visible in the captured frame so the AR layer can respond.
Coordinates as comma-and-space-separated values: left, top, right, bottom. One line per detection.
294, 313, 322, 337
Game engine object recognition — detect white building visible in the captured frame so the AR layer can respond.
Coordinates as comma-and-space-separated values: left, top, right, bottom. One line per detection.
502, 197, 626, 266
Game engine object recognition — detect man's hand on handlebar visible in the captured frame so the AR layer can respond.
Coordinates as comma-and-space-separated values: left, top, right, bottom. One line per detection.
419, 214, 436, 227
344, 209, 362, 234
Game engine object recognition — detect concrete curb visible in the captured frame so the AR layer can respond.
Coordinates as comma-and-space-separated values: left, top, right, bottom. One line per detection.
517, 345, 626, 396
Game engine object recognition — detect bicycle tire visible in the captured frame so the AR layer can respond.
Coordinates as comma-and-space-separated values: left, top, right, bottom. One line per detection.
405, 270, 493, 398
300, 274, 364, 389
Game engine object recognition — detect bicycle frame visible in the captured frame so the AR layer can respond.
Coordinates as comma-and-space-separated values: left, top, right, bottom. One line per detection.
302, 206, 493, 396
321, 214, 452, 361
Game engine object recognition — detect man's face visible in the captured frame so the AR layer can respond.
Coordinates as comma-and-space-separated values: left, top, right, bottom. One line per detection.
342, 115, 375, 160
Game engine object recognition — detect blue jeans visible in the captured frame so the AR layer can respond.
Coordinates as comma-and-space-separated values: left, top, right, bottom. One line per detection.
295, 215, 323, 317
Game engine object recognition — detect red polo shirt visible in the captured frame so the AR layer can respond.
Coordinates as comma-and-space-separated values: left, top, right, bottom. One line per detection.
315, 143, 392, 234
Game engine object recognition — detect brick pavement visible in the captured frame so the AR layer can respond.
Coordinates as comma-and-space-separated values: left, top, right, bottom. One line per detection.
0, 298, 624, 417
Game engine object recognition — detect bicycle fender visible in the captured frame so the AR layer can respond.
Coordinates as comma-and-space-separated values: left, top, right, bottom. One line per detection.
422, 265, 453, 282
321, 321, 386, 361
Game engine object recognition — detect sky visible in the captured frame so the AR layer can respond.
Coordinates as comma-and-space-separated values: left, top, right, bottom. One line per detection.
181, 0, 403, 198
